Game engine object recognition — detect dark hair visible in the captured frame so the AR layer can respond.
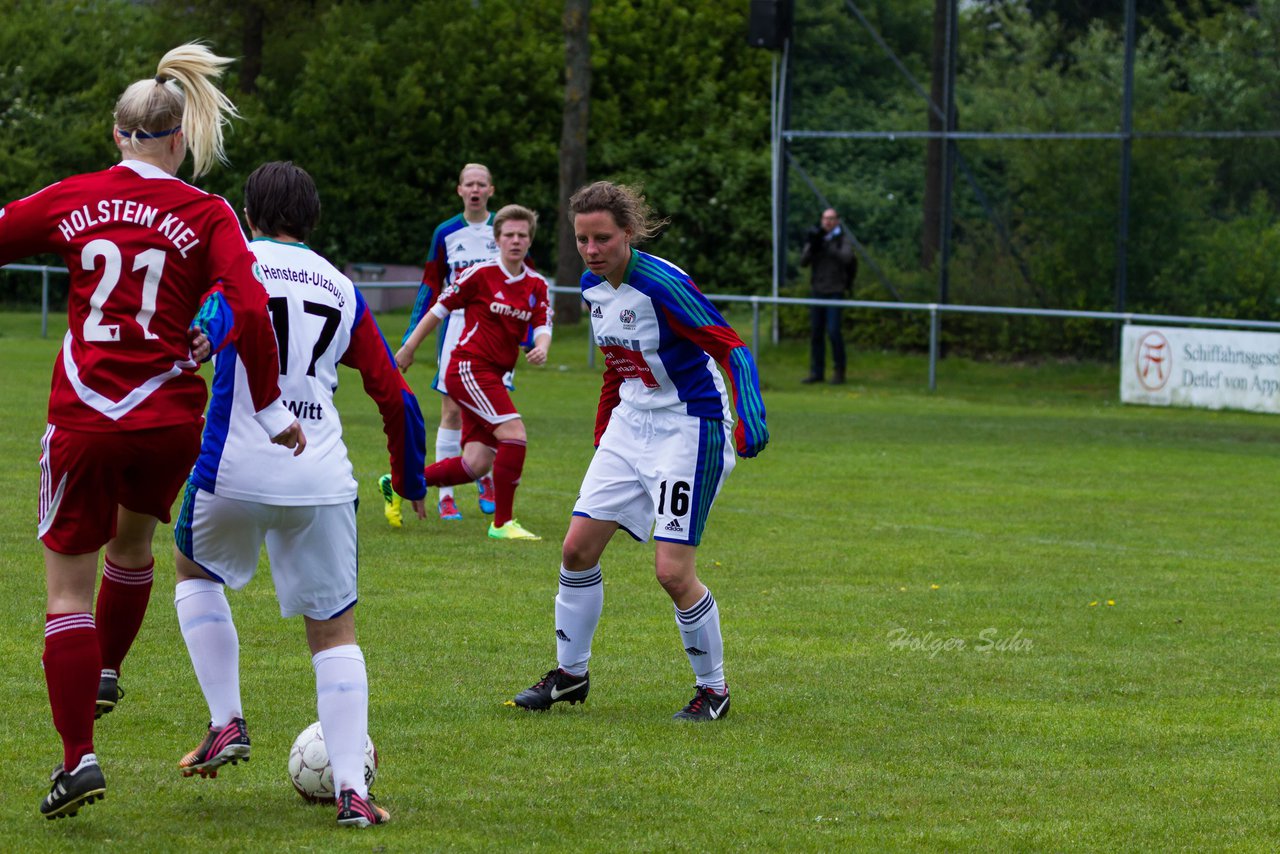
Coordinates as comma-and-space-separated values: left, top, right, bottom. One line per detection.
243, 161, 320, 240
569, 181, 668, 243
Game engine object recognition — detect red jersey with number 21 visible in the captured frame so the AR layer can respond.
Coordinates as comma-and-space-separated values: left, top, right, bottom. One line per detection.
0, 160, 283, 432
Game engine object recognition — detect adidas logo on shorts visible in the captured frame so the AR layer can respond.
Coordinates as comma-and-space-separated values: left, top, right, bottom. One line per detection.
664, 519, 684, 533
591, 305, 603, 318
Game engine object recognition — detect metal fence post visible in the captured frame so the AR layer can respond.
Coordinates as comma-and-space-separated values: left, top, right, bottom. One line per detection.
41, 267, 49, 338
928, 304, 940, 392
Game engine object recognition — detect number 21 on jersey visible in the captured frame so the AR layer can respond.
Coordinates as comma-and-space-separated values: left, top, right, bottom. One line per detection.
80, 238, 167, 342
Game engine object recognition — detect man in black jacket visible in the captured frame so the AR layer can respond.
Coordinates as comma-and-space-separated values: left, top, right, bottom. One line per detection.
800, 208, 857, 384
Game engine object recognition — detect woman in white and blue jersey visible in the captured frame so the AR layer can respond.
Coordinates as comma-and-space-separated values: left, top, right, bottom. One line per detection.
511, 181, 769, 721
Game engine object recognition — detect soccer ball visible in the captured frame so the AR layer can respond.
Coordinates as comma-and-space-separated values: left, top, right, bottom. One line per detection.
287, 721, 378, 803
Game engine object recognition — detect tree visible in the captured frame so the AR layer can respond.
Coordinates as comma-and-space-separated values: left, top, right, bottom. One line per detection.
556, 0, 591, 323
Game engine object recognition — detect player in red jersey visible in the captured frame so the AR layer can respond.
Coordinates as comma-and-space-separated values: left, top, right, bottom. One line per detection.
0, 44, 303, 819
396, 204, 551, 541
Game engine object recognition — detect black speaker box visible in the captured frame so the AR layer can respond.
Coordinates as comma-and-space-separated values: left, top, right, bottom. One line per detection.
747, 0, 793, 50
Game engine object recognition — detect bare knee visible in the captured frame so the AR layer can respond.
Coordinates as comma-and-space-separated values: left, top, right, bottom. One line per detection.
655, 565, 696, 600
462, 444, 495, 477
654, 543, 700, 603
305, 611, 356, 656
560, 518, 614, 571
561, 535, 600, 571
107, 508, 159, 567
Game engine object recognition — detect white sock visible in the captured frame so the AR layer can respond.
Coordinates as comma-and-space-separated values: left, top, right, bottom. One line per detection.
314, 644, 369, 798
436, 427, 462, 500
175, 578, 242, 727
555, 565, 603, 677
674, 589, 725, 692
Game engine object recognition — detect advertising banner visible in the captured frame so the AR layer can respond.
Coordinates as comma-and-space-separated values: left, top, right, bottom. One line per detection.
1120, 325, 1280, 414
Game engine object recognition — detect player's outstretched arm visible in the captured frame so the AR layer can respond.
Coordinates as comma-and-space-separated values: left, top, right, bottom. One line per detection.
396, 312, 436, 371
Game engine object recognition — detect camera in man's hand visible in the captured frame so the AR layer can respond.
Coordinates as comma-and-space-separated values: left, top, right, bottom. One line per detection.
807, 225, 825, 251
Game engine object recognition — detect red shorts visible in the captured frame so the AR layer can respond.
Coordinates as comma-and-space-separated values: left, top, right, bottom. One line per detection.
38, 421, 202, 554
445, 358, 521, 449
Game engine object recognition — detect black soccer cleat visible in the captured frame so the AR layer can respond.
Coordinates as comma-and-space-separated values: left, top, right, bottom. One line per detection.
672, 685, 730, 722
95, 670, 123, 720
40, 754, 106, 819
512, 668, 589, 710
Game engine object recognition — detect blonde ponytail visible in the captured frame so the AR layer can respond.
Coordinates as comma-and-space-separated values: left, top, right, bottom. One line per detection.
114, 42, 239, 178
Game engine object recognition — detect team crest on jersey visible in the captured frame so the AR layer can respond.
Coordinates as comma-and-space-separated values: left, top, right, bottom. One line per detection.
486, 239, 498, 252
251, 262, 265, 283
619, 309, 637, 330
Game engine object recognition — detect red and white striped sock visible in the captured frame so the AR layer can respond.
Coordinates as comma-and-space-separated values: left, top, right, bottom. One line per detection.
424, 455, 475, 488
44, 612, 99, 770
96, 558, 154, 675
492, 439, 527, 527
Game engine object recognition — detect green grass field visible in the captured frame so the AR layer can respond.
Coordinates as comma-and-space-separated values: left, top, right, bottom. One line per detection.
2, 309, 1279, 852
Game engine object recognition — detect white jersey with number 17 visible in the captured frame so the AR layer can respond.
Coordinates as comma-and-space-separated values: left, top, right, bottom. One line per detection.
190, 238, 426, 506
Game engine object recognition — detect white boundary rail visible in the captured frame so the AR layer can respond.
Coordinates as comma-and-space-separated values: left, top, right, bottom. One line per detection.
9, 264, 1280, 391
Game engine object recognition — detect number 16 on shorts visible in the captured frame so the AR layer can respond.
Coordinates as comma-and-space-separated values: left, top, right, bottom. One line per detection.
648, 416, 736, 546
576, 409, 736, 546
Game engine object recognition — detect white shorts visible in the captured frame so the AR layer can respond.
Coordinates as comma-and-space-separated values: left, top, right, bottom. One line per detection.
572, 404, 735, 545
432, 309, 516, 396
175, 485, 358, 620
431, 309, 466, 396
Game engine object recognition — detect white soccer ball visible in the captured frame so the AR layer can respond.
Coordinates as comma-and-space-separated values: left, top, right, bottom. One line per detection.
287, 721, 378, 803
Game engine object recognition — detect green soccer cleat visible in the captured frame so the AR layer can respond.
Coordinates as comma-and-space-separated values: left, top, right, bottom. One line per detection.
488, 519, 541, 541
377, 474, 401, 528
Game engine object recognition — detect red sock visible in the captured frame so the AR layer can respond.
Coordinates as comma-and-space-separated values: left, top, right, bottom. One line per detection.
96, 558, 154, 674
492, 439, 527, 527
424, 456, 475, 488
44, 613, 99, 770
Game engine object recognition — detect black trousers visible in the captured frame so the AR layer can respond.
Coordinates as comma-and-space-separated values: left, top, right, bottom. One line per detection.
809, 299, 845, 378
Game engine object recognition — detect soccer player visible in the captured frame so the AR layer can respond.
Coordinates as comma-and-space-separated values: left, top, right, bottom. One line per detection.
381, 163, 500, 525
396, 204, 551, 541
511, 181, 769, 721
0, 44, 302, 819
172, 162, 425, 829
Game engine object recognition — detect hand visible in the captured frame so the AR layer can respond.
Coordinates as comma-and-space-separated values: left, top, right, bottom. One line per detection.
807, 225, 825, 250
395, 346, 414, 373
525, 344, 548, 366
737, 420, 770, 459
188, 324, 211, 362
411, 498, 426, 520
271, 420, 306, 456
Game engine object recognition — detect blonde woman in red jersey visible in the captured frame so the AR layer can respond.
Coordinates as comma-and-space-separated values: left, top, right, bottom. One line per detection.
0, 43, 303, 819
